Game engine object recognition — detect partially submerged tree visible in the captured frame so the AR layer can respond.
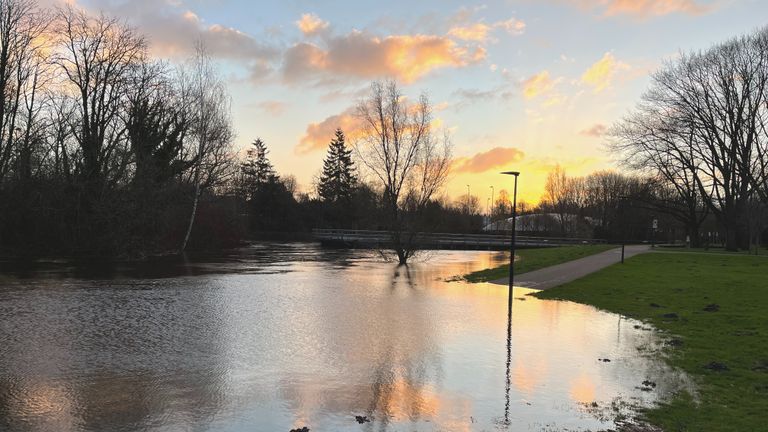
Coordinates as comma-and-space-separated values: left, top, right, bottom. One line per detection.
354, 80, 452, 264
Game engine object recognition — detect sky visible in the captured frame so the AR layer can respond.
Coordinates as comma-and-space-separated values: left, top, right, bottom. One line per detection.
71, 0, 768, 204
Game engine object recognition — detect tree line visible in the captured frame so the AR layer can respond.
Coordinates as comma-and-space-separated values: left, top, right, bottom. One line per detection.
0, 0, 235, 257
2, 0, 764, 259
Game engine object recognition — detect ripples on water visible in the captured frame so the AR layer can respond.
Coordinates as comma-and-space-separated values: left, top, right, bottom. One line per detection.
0, 243, 690, 432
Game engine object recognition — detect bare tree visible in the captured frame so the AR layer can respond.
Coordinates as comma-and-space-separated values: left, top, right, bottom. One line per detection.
0, 0, 50, 184
543, 165, 572, 236
354, 80, 451, 264
179, 42, 234, 253
53, 5, 147, 192
611, 27, 768, 250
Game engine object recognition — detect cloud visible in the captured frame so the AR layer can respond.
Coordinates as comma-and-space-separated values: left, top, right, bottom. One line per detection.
448, 23, 493, 42
581, 52, 629, 92
447, 18, 526, 42
453, 147, 526, 173
561, 0, 714, 18
79, 0, 278, 78
580, 123, 608, 137
522, 71, 556, 99
496, 18, 527, 35
296, 107, 364, 154
296, 13, 329, 36
258, 100, 287, 116
452, 86, 515, 108
283, 30, 486, 84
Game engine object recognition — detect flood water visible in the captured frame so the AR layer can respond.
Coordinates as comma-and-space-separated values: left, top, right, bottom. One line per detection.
0, 244, 690, 432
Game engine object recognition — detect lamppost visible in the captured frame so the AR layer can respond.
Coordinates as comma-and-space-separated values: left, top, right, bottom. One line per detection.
618, 196, 629, 264
501, 171, 520, 292
490, 185, 495, 216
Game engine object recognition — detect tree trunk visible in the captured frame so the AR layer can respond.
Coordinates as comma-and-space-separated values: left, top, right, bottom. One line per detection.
687, 225, 701, 248
396, 248, 408, 265
180, 183, 200, 253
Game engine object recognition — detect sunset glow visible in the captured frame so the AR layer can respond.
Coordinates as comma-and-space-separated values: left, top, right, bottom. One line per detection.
66, 0, 766, 203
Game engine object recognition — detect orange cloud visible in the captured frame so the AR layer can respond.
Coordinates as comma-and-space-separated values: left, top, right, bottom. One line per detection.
296, 13, 328, 36
448, 18, 526, 42
448, 23, 492, 42
453, 147, 525, 173
603, 0, 712, 17
296, 108, 364, 154
563, 0, 713, 18
522, 71, 555, 99
283, 31, 485, 84
581, 52, 629, 92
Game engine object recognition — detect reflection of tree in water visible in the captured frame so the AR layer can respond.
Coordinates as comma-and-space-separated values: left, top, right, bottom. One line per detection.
0, 277, 237, 432
272, 265, 481, 431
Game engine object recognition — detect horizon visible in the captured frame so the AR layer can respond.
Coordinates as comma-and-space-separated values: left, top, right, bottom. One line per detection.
65, 0, 768, 203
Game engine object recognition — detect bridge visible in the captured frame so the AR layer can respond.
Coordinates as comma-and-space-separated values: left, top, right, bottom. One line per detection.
312, 229, 606, 251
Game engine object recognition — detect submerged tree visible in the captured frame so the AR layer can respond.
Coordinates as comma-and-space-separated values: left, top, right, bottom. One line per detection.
354, 80, 452, 264
318, 128, 357, 203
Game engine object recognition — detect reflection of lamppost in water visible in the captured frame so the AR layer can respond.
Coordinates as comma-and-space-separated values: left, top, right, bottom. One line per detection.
500, 171, 519, 426
503, 277, 513, 425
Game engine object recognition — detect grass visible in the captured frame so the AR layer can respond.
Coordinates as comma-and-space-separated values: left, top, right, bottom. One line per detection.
461, 244, 617, 283
535, 252, 768, 432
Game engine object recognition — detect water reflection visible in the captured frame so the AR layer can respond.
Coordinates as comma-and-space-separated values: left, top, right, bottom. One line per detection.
0, 244, 689, 431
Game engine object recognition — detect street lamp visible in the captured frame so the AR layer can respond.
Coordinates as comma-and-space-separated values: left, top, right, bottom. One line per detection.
490, 185, 495, 216
501, 171, 520, 292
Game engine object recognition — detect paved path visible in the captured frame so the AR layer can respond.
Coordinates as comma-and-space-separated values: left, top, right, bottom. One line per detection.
490, 245, 651, 290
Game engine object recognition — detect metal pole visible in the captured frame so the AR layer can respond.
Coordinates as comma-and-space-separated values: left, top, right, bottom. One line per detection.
508, 174, 519, 291
490, 186, 495, 216
621, 243, 625, 264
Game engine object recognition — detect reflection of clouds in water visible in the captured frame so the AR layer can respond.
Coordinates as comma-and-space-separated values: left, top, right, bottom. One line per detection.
569, 373, 597, 404
0, 245, 692, 431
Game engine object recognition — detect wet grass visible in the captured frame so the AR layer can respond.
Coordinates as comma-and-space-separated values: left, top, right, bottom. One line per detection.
535, 252, 768, 432
461, 244, 616, 283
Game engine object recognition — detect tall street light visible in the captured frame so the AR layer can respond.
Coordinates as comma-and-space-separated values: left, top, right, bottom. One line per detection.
490, 185, 495, 216
501, 171, 520, 292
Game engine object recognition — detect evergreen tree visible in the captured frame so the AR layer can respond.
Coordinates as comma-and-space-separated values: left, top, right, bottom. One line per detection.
241, 138, 278, 186
317, 128, 357, 203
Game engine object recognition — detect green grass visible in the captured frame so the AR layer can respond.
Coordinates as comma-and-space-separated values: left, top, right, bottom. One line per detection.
535, 252, 768, 432
461, 244, 617, 283
654, 246, 768, 256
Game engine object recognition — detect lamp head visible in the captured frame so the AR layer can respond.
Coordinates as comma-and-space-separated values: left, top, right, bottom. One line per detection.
501, 171, 520, 176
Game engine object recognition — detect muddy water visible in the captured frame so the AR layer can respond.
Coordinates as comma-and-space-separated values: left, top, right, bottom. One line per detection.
0, 244, 689, 431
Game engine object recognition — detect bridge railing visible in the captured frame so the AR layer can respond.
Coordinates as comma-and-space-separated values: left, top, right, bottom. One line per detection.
311, 229, 606, 246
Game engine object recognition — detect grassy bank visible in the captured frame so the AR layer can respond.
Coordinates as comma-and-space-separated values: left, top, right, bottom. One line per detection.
535, 252, 768, 432
461, 244, 616, 282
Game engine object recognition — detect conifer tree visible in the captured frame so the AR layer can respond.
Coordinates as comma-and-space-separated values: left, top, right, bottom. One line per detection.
241, 138, 278, 187
318, 128, 357, 203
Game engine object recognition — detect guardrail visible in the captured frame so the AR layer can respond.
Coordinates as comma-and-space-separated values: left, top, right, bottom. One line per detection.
312, 229, 606, 250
